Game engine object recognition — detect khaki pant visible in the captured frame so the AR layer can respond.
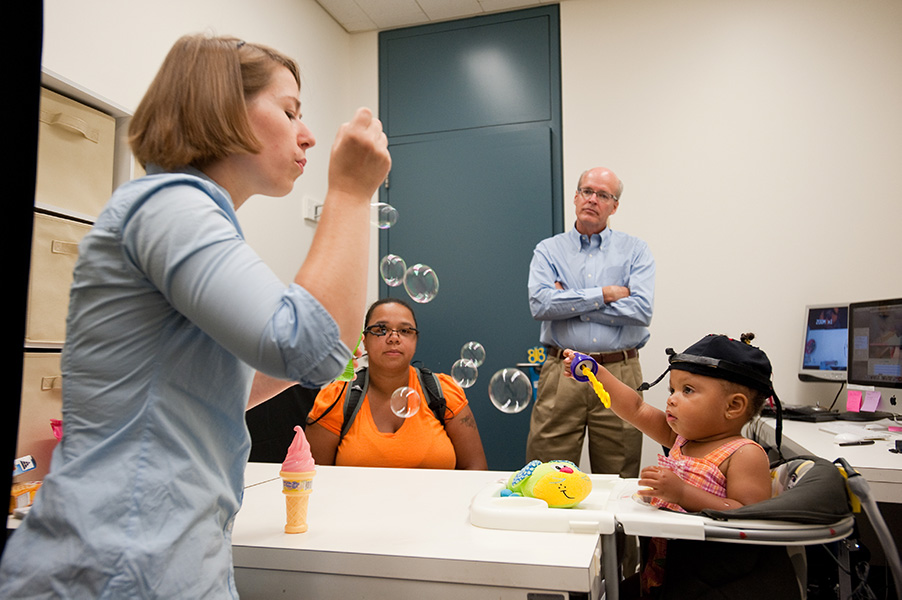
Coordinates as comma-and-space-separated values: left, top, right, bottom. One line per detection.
525, 351, 645, 578
526, 353, 644, 478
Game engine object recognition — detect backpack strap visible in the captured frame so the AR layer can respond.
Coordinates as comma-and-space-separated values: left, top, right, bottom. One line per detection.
415, 367, 448, 426
306, 382, 346, 428
339, 367, 369, 443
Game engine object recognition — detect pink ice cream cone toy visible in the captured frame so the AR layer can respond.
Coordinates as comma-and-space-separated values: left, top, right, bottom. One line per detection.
280, 425, 316, 533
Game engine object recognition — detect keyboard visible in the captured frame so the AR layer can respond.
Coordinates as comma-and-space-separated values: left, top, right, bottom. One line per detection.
836, 410, 897, 422
761, 405, 840, 422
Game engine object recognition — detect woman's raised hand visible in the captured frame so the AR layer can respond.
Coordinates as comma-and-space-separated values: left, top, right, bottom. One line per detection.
328, 107, 392, 201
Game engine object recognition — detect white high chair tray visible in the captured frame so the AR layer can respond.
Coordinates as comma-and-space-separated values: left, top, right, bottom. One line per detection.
469, 475, 621, 534
470, 476, 855, 546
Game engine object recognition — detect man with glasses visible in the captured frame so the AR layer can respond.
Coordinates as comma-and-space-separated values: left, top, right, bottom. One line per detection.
526, 166, 655, 480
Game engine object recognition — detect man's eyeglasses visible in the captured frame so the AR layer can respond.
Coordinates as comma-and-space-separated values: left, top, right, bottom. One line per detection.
363, 324, 419, 338
577, 187, 617, 203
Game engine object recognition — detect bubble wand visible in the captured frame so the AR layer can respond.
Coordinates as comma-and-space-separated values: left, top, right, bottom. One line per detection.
570, 352, 611, 408
336, 334, 363, 382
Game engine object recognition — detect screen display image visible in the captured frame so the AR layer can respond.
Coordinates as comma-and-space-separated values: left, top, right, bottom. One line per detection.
799, 304, 848, 382
848, 298, 902, 389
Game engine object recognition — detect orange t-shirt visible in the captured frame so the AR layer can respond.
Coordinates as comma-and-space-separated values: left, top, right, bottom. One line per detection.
307, 367, 468, 469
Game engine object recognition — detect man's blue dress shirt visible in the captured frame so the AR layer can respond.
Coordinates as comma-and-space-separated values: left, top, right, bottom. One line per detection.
528, 226, 655, 353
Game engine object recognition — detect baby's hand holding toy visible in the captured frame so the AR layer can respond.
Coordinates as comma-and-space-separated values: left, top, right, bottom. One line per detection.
568, 352, 611, 408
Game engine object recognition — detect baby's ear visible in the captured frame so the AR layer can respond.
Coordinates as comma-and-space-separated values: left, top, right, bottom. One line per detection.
725, 393, 749, 420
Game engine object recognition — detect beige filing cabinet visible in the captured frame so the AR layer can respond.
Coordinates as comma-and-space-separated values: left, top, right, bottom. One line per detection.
25, 212, 91, 347
36, 87, 116, 219
17, 353, 65, 481
18, 85, 119, 481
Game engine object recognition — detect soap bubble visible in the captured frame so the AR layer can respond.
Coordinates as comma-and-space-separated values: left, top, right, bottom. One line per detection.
390, 386, 421, 418
371, 202, 398, 229
403, 264, 439, 304
379, 254, 406, 287
460, 341, 486, 367
488, 368, 532, 414
451, 359, 478, 388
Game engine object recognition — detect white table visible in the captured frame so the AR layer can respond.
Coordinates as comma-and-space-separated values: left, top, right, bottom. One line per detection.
232, 464, 607, 599
754, 417, 902, 504
233, 462, 856, 600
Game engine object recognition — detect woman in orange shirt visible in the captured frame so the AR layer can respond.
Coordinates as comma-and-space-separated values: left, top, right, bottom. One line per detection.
306, 298, 488, 469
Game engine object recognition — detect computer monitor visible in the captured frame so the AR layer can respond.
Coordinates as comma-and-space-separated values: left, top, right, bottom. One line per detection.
848, 298, 902, 390
798, 303, 848, 382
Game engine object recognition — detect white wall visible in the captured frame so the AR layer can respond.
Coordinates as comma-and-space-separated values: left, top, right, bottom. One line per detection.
42, 0, 381, 296
561, 1, 902, 392
43, 0, 902, 468
560, 0, 902, 465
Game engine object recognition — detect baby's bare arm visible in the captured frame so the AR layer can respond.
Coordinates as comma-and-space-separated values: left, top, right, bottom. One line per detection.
563, 349, 675, 447
721, 443, 772, 507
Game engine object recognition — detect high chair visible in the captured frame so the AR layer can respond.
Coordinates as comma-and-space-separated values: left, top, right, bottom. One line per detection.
603, 455, 852, 599
469, 454, 898, 599
684, 455, 901, 600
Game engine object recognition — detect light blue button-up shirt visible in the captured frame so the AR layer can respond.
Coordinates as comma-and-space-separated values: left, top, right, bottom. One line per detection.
528, 226, 655, 353
1, 168, 349, 598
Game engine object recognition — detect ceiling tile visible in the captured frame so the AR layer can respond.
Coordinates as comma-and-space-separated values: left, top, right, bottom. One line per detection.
478, 0, 541, 11
316, 0, 563, 33
358, 0, 430, 29
418, 0, 483, 21
315, 0, 378, 32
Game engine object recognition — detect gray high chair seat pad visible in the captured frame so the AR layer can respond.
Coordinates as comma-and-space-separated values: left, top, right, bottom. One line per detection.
699, 455, 852, 524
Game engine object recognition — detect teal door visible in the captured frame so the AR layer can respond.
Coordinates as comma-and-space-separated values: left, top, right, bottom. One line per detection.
379, 6, 562, 470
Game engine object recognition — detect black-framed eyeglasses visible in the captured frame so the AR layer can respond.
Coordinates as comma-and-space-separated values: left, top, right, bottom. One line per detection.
363, 324, 419, 338
577, 187, 617, 203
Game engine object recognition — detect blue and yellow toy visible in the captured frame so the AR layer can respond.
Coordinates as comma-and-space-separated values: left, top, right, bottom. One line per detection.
500, 460, 592, 508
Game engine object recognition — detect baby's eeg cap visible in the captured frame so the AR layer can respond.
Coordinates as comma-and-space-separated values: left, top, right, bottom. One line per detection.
671, 333, 773, 394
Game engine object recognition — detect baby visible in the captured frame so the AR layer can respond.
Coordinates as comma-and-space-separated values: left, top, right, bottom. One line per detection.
564, 333, 774, 513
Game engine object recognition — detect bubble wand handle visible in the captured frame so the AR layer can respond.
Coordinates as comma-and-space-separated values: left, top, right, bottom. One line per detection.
570, 352, 598, 382
336, 334, 363, 382
570, 352, 611, 408
583, 366, 611, 408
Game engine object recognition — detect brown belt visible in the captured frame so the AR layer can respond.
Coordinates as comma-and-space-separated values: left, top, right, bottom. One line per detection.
544, 345, 638, 365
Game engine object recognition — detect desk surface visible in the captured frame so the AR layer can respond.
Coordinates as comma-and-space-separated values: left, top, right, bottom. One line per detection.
755, 417, 902, 503
233, 461, 857, 600
232, 464, 604, 598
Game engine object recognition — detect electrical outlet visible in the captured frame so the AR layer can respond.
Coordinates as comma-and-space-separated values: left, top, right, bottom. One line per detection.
303, 195, 323, 222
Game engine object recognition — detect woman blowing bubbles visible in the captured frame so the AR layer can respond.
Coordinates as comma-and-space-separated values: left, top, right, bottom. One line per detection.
0, 34, 390, 598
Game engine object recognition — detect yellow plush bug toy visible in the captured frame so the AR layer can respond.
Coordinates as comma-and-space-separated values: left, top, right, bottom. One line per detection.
500, 460, 592, 508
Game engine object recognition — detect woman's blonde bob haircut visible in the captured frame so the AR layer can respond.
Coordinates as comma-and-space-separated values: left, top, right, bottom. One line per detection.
129, 34, 301, 171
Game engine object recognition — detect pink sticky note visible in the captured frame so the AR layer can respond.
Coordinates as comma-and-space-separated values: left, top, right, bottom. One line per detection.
846, 390, 862, 412
861, 390, 881, 412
